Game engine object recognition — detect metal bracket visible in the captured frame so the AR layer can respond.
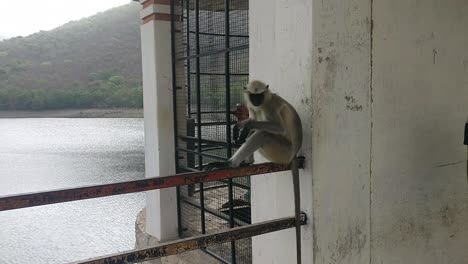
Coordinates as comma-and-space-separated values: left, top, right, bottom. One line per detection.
464, 121, 467, 145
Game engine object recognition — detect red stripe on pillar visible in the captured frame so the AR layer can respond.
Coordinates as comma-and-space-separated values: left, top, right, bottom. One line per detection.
142, 0, 171, 8
143, 13, 180, 24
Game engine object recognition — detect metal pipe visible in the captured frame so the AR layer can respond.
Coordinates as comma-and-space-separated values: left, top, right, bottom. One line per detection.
176, 44, 248, 61
0, 162, 299, 212
176, 147, 228, 161
190, 184, 229, 193
70, 214, 307, 264
185, 0, 192, 117
224, 0, 237, 262
179, 135, 242, 149
170, 0, 183, 238
186, 118, 196, 196
194, 0, 206, 235
189, 72, 249, 76
193, 121, 234, 127
188, 30, 249, 38
200, 146, 227, 151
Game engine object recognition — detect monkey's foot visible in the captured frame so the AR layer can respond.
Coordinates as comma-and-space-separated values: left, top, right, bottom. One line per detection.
239, 161, 253, 167
204, 161, 231, 171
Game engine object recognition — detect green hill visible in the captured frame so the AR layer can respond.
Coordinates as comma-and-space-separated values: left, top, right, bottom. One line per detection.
0, 3, 143, 110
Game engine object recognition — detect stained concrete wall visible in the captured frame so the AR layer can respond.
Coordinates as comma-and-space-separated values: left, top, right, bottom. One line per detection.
371, 1, 468, 263
310, 0, 372, 263
249, 0, 467, 264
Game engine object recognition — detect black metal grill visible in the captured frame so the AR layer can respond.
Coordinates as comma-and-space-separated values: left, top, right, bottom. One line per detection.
171, 0, 250, 263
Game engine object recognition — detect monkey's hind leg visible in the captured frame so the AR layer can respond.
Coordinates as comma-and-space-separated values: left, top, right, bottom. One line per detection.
229, 131, 271, 167
291, 156, 301, 264
205, 131, 262, 171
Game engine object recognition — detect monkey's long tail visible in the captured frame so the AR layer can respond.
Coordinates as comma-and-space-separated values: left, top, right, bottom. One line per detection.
291, 157, 301, 264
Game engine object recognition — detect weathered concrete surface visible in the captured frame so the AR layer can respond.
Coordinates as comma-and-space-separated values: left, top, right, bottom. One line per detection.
135, 208, 220, 264
311, 0, 372, 263
250, 0, 468, 263
371, 1, 468, 263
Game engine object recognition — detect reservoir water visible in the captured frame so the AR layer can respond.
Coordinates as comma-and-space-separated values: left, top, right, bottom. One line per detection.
0, 118, 146, 263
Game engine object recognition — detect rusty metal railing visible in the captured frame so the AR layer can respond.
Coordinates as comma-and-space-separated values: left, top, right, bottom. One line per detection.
0, 161, 302, 212
72, 214, 306, 264
0, 161, 306, 264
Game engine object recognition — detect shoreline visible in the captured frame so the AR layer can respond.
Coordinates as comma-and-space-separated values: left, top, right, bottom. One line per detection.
0, 108, 143, 118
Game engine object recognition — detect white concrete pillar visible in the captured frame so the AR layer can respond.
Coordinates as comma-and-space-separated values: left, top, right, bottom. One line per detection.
250, 1, 314, 263
250, 0, 371, 263
139, 0, 178, 242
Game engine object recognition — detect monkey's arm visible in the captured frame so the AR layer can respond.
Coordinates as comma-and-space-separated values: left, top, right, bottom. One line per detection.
244, 120, 285, 134
238, 106, 286, 135
236, 120, 285, 144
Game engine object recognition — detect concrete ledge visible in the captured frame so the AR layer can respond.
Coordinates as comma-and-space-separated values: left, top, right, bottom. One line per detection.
135, 208, 220, 264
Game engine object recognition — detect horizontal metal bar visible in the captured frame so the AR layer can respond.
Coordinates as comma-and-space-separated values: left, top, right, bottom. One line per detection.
195, 121, 233, 127
178, 166, 250, 190
182, 198, 248, 226
0, 162, 299, 212
176, 147, 228, 160
187, 110, 243, 116
180, 156, 304, 173
192, 183, 229, 192
176, 44, 248, 61
202, 146, 227, 151
179, 135, 241, 149
179, 166, 250, 189
70, 213, 306, 264
175, 29, 249, 39
179, 135, 229, 145
189, 72, 249, 76
188, 30, 249, 38
191, 110, 234, 114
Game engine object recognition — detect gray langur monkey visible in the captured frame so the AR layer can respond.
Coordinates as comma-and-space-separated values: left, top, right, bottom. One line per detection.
205, 80, 303, 264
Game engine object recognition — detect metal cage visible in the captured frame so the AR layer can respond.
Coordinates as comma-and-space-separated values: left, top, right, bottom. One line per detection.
171, 0, 250, 263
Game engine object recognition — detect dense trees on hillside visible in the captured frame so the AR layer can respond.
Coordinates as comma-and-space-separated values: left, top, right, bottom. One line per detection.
0, 72, 142, 110
0, 3, 142, 110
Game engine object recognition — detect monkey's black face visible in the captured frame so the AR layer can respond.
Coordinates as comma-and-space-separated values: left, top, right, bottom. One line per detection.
248, 92, 265, 106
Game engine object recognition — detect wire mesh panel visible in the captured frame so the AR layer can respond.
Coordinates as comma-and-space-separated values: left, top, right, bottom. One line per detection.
171, 0, 250, 263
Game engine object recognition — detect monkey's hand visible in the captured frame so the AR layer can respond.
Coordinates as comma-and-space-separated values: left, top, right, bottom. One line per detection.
234, 119, 253, 145
233, 124, 240, 144
236, 119, 251, 130
204, 161, 232, 171
237, 127, 250, 145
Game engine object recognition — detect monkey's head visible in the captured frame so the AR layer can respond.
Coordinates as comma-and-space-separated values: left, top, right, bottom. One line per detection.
244, 80, 271, 107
